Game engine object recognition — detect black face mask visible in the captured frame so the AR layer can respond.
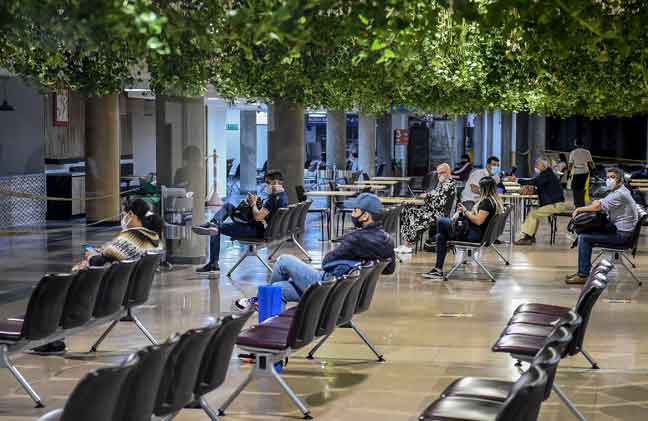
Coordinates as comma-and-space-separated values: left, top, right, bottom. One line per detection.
351, 211, 365, 228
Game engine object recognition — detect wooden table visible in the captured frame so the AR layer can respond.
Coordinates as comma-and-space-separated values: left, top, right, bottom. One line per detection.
337, 184, 387, 191
356, 179, 399, 196
379, 197, 424, 206
305, 190, 356, 240
371, 176, 412, 182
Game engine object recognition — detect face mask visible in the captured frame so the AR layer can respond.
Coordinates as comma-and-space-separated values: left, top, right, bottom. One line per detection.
438, 174, 447, 183
121, 213, 132, 231
264, 184, 273, 194
351, 211, 365, 228
606, 177, 617, 190
490, 165, 501, 176
534, 167, 541, 174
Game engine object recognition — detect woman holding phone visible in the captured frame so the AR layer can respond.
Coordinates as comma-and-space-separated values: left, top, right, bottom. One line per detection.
422, 177, 503, 280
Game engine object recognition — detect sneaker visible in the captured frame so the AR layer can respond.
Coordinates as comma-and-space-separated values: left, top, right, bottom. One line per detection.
191, 222, 219, 236
394, 245, 413, 254
422, 268, 444, 279
233, 296, 258, 312
30, 340, 66, 356
565, 274, 588, 285
195, 263, 220, 273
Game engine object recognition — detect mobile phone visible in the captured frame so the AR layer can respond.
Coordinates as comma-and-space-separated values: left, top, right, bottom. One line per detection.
83, 244, 98, 255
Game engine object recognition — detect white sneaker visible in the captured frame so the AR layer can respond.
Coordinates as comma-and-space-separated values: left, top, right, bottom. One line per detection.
394, 245, 413, 254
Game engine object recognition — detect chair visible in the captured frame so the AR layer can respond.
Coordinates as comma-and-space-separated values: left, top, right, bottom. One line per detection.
591, 214, 646, 287
218, 281, 335, 419
307, 260, 390, 362
91, 259, 139, 318
0, 272, 76, 407
444, 211, 508, 282
37, 354, 139, 421
268, 202, 313, 262
548, 211, 573, 245
116, 334, 180, 421
297, 185, 329, 240
60, 265, 108, 329
193, 311, 254, 420
227, 207, 289, 278
419, 366, 548, 421
90, 252, 163, 352
154, 324, 220, 417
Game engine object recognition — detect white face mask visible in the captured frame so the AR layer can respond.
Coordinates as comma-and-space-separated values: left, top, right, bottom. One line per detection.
264, 184, 273, 194
606, 177, 617, 190
534, 167, 541, 174
438, 174, 448, 183
121, 213, 132, 231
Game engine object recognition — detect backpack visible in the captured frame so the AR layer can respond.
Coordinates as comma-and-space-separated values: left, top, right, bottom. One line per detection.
567, 212, 615, 235
232, 197, 263, 224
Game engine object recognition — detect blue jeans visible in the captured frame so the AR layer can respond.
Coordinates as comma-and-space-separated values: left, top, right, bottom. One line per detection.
435, 217, 481, 270
577, 231, 632, 276
269, 255, 323, 302
208, 203, 261, 265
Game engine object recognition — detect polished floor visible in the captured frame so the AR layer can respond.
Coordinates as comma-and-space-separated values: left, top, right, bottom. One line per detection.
0, 210, 647, 420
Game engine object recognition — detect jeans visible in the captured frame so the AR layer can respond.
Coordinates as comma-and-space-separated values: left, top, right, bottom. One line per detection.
269, 255, 323, 302
435, 217, 481, 270
208, 203, 261, 265
577, 231, 632, 276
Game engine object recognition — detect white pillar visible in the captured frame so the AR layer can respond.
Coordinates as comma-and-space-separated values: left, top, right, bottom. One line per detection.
358, 115, 376, 176
207, 100, 228, 198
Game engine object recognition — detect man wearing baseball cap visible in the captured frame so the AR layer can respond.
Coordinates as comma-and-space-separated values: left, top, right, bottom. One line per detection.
234, 193, 395, 311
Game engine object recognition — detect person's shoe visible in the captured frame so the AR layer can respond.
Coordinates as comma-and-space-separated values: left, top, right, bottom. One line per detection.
394, 245, 413, 254
565, 274, 588, 285
422, 268, 444, 280
233, 296, 258, 313
493, 239, 504, 245
191, 222, 219, 236
195, 263, 220, 274
514, 235, 535, 246
30, 340, 66, 356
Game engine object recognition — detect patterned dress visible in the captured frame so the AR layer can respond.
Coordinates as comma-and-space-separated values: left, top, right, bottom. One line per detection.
400, 179, 456, 243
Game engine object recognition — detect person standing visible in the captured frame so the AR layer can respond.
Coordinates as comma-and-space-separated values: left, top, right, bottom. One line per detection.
569, 140, 594, 208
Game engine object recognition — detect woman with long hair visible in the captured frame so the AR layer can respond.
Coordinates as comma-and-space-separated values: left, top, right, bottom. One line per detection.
422, 177, 503, 279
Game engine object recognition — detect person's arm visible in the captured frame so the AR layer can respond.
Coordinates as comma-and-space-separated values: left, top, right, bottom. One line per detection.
250, 193, 270, 222
517, 177, 536, 186
573, 200, 602, 217
465, 209, 490, 225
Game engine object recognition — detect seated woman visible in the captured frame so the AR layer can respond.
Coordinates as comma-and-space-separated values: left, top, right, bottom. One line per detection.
397, 163, 455, 254
34, 199, 163, 355
422, 177, 503, 279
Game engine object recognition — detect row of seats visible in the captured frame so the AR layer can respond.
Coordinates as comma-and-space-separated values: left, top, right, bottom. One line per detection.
220, 259, 390, 419
228, 201, 312, 278
38, 311, 253, 421
0, 251, 163, 407
418, 260, 613, 420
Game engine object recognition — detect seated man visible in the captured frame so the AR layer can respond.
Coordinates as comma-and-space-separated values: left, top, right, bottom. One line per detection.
461, 156, 501, 210
234, 193, 395, 310
513, 158, 567, 245
192, 169, 288, 273
566, 167, 638, 285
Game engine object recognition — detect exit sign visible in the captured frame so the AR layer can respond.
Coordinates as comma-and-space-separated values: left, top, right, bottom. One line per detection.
226, 123, 239, 131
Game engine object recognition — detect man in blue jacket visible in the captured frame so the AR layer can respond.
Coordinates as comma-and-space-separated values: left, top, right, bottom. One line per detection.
234, 193, 395, 311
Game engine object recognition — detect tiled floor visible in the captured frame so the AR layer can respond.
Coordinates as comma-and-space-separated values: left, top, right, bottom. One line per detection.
1, 212, 647, 420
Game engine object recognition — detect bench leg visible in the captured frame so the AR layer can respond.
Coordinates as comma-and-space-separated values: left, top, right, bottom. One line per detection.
580, 348, 600, 369
552, 383, 587, 421
444, 251, 467, 281
471, 253, 496, 283
350, 320, 385, 362
292, 234, 313, 262
218, 369, 255, 416
306, 334, 331, 360
620, 252, 637, 269
619, 256, 642, 287
227, 247, 253, 277
268, 241, 285, 261
200, 396, 220, 420
130, 309, 159, 345
89, 319, 119, 352
591, 250, 604, 267
1, 347, 44, 407
254, 254, 273, 273
490, 244, 510, 265
270, 361, 312, 419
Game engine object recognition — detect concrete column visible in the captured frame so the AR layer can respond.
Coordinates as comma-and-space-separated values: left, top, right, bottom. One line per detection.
268, 100, 304, 203
239, 109, 257, 193
528, 114, 546, 169
358, 115, 376, 176
376, 114, 392, 176
156, 95, 207, 263
473, 112, 483, 167
86, 95, 120, 223
501, 112, 513, 170
326, 111, 346, 169
515, 112, 530, 177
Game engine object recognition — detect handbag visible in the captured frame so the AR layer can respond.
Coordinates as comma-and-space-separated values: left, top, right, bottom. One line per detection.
449, 212, 470, 239
567, 212, 615, 235
232, 198, 263, 224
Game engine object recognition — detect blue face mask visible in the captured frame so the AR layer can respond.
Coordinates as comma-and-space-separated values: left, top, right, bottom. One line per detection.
490, 165, 501, 176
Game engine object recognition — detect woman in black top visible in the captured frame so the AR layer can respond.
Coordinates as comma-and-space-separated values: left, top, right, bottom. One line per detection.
423, 177, 503, 279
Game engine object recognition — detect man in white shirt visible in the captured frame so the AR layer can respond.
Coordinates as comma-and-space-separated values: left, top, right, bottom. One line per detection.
568, 140, 594, 208
461, 156, 501, 209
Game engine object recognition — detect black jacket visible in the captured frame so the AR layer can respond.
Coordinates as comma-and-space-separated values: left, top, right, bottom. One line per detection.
322, 222, 396, 276
519, 168, 565, 207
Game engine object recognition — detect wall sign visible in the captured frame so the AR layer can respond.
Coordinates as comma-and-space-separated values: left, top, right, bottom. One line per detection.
53, 91, 69, 127
394, 128, 409, 145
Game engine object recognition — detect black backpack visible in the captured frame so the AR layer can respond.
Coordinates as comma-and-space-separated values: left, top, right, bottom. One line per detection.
567, 212, 615, 235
